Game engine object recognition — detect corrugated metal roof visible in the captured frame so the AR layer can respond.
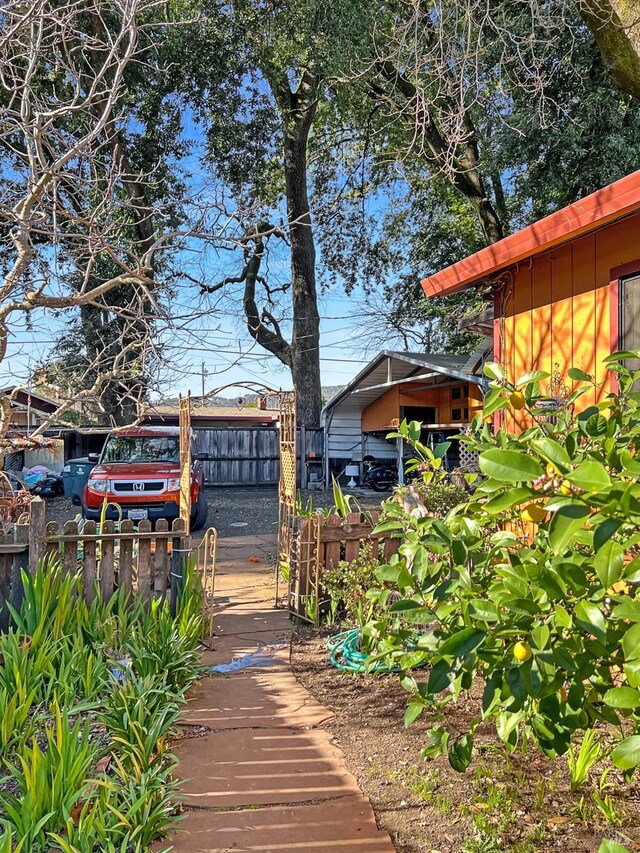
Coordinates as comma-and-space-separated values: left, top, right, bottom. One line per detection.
323, 350, 482, 417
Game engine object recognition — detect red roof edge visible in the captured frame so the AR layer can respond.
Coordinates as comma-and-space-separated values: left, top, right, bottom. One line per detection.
422, 169, 640, 297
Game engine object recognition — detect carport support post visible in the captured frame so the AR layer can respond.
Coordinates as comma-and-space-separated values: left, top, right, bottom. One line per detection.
300, 425, 307, 489
397, 436, 405, 485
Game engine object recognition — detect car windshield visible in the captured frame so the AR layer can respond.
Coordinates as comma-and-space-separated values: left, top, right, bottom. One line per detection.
101, 436, 180, 464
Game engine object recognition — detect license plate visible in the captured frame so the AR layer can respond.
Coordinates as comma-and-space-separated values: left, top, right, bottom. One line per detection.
128, 509, 148, 521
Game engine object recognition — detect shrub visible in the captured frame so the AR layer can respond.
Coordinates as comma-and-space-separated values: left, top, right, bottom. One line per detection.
393, 481, 468, 518
321, 543, 381, 623
368, 353, 640, 776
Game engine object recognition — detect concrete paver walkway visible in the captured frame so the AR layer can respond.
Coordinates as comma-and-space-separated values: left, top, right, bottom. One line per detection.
163, 533, 396, 853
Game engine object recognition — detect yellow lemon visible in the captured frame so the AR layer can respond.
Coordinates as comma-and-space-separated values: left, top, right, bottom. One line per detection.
521, 503, 546, 524
513, 641, 532, 662
545, 463, 557, 478
509, 391, 526, 410
608, 580, 631, 595
559, 479, 572, 495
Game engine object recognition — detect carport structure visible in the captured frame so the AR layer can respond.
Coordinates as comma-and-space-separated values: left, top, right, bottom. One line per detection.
322, 349, 487, 486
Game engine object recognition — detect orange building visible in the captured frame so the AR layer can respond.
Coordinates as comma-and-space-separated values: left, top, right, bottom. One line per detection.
322, 350, 485, 485
422, 170, 640, 431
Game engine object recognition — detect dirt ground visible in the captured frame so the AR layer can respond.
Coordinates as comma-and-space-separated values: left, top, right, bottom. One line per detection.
291, 625, 640, 853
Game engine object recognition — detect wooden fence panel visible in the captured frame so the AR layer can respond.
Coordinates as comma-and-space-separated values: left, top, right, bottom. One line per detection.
193, 426, 323, 487
289, 510, 401, 625
0, 513, 191, 625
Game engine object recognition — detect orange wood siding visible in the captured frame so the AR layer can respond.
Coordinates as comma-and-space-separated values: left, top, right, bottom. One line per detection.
361, 382, 480, 431
499, 212, 640, 432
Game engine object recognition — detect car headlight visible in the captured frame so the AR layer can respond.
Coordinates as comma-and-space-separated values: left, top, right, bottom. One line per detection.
87, 477, 108, 493
166, 477, 180, 491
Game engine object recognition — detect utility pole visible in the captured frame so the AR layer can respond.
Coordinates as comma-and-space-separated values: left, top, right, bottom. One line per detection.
201, 362, 207, 407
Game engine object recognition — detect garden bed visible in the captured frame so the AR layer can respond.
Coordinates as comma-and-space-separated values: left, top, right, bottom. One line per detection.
292, 625, 640, 853
0, 562, 204, 851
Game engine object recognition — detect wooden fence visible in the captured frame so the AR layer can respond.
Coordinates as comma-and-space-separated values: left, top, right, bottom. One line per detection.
288, 511, 399, 624
193, 426, 323, 487
0, 498, 189, 629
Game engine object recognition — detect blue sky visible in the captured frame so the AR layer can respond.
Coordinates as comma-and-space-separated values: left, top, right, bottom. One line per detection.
2, 106, 406, 400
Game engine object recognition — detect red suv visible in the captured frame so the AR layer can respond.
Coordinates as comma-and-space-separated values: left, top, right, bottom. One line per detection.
82, 427, 208, 530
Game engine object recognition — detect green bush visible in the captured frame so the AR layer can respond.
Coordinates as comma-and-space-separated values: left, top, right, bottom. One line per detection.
321, 543, 381, 623
393, 481, 468, 517
366, 353, 640, 778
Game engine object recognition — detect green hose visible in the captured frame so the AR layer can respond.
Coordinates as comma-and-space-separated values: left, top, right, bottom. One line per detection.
327, 629, 402, 673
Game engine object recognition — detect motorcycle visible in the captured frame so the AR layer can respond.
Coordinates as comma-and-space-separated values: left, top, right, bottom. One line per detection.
361, 458, 399, 492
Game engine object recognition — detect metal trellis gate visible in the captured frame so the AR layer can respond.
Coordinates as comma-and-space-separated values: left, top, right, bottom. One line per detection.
275, 390, 297, 607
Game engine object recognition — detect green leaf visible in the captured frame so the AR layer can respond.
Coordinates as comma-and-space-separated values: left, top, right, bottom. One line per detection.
574, 601, 607, 642
468, 599, 500, 622
622, 623, 640, 661
375, 565, 401, 583
598, 841, 632, 853
389, 599, 423, 612
620, 450, 640, 476
483, 488, 533, 513
427, 659, 455, 694
567, 460, 612, 492
438, 627, 486, 658
479, 449, 543, 483
611, 735, 640, 770
549, 503, 590, 552
483, 389, 511, 417
594, 539, 624, 588
515, 370, 550, 386
594, 518, 623, 551
404, 699, 425, 727
567, 367, 593, 382
603, 686, 640, 709
483, 362, 505, 382
530, 437, 571, 470
451, 538, 468, 566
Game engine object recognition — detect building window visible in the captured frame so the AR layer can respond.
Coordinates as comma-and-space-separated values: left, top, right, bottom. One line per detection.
451, 386, 461, 400
464, 384, 469, 397
452, 408, 462, 420
621, 275, 640, 374
464, 407, 469, 419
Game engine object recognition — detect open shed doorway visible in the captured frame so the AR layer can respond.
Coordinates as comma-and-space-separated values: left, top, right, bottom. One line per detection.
401, 406, 436, 424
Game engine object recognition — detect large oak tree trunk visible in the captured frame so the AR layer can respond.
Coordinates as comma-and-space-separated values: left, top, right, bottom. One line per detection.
283, 123, 322, 428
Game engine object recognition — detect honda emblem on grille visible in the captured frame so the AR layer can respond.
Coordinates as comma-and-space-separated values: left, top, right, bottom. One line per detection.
133, 482, 144, 492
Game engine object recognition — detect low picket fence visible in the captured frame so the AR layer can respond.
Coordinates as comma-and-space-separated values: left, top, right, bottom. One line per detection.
288, 510, 399, 625
0, 498, 189, 629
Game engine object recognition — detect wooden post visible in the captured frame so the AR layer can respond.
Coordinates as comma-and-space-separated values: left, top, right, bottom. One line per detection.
170, 518, 187, 617
100, 519, 115, 599
83, 520, 97, 604
0, 530, 12, 632
118, 519, 134, 596
323, 514, 341, 571
154, 519, 169, 598
179, 395, 192, 537
300, 425, 307, 489
12, 518, 29, 613
28, 496, 46, 575
63, 520, 78, 576
137, 519, 152, 603
344, 511, 361, 562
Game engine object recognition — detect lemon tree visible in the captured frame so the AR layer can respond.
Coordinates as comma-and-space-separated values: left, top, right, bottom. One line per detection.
371, 353, 640, 773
